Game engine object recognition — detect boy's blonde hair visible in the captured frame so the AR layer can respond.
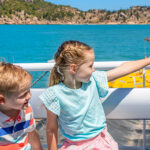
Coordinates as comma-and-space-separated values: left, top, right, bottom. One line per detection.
50, 40, 93, 86
0, 62, 32, 97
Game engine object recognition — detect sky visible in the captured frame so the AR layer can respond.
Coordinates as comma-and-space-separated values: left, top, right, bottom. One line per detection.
46, 0, 150, 11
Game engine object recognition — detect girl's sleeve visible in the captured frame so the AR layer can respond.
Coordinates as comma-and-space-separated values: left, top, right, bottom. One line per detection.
39, 88, 60, 116
92, 71, 109, 98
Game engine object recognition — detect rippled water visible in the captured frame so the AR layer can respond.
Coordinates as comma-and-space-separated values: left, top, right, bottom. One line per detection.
1, 24, 150, 88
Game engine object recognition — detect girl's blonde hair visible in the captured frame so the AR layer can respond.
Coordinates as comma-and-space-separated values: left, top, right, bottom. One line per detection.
49, 40, 92, 86
0, 62, 32, 97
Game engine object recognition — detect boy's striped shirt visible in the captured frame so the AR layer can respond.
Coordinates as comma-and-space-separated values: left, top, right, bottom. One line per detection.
0, 104, 36, 150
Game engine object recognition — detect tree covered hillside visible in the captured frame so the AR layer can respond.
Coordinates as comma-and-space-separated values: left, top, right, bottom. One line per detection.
0, 0, 75, 20
0, 0, 150, 24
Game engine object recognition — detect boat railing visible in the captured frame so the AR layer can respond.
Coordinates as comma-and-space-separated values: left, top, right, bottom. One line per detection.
15, 61, 150, 150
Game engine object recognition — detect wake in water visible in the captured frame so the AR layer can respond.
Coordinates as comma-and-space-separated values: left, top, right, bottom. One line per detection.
48, 59, 54, 63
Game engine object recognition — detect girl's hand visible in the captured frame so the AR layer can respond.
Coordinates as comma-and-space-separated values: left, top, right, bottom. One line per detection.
28, 129, 43, 150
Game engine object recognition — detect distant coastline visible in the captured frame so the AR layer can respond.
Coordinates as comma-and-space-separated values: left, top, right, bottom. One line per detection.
0, 16, 149, 25
0, 0, 150, 24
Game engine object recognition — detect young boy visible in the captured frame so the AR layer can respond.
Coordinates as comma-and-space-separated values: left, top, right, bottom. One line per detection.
0, 62, 43, 150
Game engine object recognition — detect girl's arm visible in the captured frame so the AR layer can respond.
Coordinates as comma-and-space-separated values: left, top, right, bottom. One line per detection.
106, 57, 150, 81
28, 129, 43, 150
46, 109, 58, 150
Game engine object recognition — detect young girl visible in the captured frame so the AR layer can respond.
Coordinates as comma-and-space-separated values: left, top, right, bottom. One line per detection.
40, 40, 150, 150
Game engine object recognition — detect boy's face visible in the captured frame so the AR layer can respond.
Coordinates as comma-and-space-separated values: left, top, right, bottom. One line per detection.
4, 81, 31, 111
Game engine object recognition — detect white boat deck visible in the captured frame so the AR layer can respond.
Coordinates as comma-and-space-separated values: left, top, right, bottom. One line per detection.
16, 62, 150, 150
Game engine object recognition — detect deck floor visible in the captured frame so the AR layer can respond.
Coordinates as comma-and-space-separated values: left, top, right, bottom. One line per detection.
36, 119, 150, 149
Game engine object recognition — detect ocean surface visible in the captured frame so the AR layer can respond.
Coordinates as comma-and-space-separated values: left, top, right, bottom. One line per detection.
1, 24, 150, 88
1, 25, 150, 148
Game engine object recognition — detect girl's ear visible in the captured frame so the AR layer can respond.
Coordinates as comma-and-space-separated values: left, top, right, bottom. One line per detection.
0, 94, 5, 104
70, 64, 77, 75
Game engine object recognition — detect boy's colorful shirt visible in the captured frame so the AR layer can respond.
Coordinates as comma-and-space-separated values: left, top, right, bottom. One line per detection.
0, 104, 36, 150
40, 71, 109, 141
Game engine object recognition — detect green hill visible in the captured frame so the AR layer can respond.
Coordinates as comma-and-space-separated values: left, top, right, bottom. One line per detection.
0, 0, 150, 24
0, 0, 75, 21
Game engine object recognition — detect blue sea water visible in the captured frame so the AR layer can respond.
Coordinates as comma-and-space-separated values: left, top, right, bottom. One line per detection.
1, 24, 150, 87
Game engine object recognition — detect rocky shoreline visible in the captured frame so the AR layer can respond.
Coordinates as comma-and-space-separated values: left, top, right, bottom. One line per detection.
0, 15, 149, 25
0, 17, 149, 25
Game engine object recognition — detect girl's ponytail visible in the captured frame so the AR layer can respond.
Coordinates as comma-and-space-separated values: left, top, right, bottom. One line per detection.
49, 65, 62, 86
49, 55, 64, 86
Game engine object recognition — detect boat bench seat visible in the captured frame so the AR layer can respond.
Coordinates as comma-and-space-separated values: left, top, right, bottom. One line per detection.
30, 88, 150, 120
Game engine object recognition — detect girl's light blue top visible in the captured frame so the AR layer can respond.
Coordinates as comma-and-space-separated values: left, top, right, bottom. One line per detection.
40, 71, 109, 141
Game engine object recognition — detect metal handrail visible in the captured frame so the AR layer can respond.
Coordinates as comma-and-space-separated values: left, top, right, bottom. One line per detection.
14, 61, 150, 71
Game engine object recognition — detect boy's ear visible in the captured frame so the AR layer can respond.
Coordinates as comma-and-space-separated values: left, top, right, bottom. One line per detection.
0, 94, 5, 104
70, 64, 77, 75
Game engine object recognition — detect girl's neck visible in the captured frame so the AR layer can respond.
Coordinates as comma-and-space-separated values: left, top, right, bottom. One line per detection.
63, 79, 82, 89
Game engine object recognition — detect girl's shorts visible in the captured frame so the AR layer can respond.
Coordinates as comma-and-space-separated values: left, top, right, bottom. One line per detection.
59, 128, 118, 150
